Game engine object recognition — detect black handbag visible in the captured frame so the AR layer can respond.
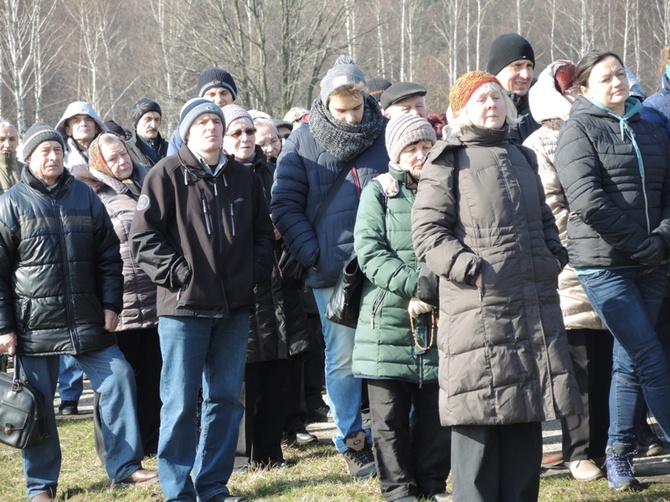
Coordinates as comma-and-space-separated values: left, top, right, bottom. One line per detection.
277, 163, 354, 282
0, 355, 49, 449
325, 253, 366, 328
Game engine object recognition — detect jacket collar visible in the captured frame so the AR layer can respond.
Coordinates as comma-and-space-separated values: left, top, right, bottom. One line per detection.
22, 165, 73, 197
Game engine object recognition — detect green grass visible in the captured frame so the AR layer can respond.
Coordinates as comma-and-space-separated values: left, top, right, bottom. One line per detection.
2, 417, 670, 501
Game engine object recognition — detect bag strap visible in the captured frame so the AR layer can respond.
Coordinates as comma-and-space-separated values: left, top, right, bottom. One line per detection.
311, 163, 354, 227
12, 354, 21, 384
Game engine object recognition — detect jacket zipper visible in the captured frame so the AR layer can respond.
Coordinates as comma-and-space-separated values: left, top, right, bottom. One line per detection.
370, 289, 387, 329
52, 198, 78, 350
200, 188, 212, 236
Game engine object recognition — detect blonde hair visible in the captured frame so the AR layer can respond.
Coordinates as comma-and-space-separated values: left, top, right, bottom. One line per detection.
447, 82, 520, 137
328, 82, 367, 103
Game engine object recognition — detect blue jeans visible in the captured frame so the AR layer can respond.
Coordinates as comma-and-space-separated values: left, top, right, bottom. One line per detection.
21, 345, 143, 499
312, 287, 367, 452
157, 313, 248, 502
57, 355, 83, 401
578, 267, 670, 446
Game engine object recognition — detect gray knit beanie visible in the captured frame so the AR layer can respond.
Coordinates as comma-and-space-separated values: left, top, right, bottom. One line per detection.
319, 55, 367, 104
385, 115, 436, 164
178, 98, 226, 140
221, 104, 253, 132
21, 122, 65, 162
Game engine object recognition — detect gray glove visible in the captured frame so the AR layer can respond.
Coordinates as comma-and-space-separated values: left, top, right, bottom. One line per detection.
631, 236, 668, 269
408, 297, 433, 318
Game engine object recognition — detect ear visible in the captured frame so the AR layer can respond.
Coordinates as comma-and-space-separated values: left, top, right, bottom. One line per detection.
580, 85, 589, 97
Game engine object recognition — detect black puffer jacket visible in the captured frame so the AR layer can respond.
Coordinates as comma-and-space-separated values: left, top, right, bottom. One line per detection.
508, 86, 540, 145
0, 167, 122, 356
555, 96, 670, 268
245, 147, 311, 363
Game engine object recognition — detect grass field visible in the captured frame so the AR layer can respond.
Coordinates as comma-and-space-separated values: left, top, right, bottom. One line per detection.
2, 414, 670, 501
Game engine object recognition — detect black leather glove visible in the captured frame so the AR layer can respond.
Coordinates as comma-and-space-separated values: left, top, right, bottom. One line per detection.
631, 236, 668, 269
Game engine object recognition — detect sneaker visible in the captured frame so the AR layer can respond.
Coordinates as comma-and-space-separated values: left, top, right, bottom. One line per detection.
342, 431, 376, 478
58, 400, 79, 416
567, 459, 604, 481
605, 445, 640, 491
307, 405, 331, 423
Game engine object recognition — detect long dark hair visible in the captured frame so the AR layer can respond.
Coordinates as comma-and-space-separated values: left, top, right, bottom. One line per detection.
573, 51, 624, 91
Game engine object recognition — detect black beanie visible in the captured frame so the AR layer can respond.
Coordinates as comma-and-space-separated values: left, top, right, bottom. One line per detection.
196, 68, 238, 100
21, 122, 65, 162
486, 33, 535, 76
131, 98, 162, 128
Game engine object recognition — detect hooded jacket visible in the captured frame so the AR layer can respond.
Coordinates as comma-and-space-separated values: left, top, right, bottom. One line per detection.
0, 167, 122, 356
524, 63, 606, 331
56, 102, 107, 172
75, 163, 157, 331
130, 144, 274, 318
555, 96, 670, 269
412, 125, 580, 426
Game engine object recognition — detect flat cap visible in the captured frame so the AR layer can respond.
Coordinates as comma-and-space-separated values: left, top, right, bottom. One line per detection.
380, 82, 427, 109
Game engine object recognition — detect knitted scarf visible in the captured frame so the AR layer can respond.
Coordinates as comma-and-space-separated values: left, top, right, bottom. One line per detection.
309, 95, 385, 162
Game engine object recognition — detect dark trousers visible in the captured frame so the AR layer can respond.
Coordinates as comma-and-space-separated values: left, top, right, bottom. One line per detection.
561, 328, 612, 462
303, 312, 328, 412
240, 359, 292, 463
368, 379, 451, 501
94, 327, 162, 463
451, 422, 542, 502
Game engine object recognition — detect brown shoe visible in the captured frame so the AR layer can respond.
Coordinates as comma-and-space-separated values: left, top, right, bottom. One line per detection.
541, 452, 564, 469
30, 493, 54, 502
115, 468, 159, 487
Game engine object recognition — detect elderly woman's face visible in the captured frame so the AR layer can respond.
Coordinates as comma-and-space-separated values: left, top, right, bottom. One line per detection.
465, 85, 506, 129
398, 140, 433, 172
580, 56, 629, 114
224, 117, 256, 162
101, 139, 133, 180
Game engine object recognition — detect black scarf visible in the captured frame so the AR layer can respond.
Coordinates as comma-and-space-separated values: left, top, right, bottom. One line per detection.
309, 95, 385, 162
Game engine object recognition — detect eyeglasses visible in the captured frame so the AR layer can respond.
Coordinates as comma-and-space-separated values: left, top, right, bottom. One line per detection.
258, 138, 282, 148
226, 128, 256, 139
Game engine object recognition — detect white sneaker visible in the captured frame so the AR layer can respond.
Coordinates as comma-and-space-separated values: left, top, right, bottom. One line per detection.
567, 459, 604, 481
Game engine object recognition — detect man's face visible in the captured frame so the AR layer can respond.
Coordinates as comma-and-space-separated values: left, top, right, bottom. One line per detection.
29, 141, 64, 185
384, 95, 427, 120
223, 118, 256, 162
328, 94, 365, 125
136, 111, 161, 140
65, 114, 98, 146
203, 87, 234, 108
496, 60, 534, 97
255, 123, 282, 160
186, 113, 224, 157
0, 124, 18, 154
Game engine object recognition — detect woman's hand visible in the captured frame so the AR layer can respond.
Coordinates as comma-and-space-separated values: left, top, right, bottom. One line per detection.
104, 309, 119, 332
475, 274, 483, 288
0, 333, 16, 355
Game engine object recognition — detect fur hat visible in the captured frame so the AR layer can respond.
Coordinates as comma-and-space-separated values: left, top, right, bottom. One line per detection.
385, 114, 436, 164
196, 68, 238, 100
449, 71, 501, 115
319, 55, 366, 104
131, 98, 162, 128
21, 122, 65, 162
178, 98, 226, 140
486, 33, 535, 76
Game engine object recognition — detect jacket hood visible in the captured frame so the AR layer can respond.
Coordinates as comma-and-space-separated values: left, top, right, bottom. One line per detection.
529, 61, 574, 124
56, 101, 107, 137
569, 95, 642, 121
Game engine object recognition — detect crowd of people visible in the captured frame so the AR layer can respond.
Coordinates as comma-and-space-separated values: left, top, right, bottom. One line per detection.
0, 31, 670, 502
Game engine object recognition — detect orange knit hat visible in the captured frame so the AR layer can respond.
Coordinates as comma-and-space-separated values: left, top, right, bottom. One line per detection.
449, 71, 501, 115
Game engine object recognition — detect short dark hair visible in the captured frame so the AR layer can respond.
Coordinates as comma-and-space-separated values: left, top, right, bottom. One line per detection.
574, 51, 624, 90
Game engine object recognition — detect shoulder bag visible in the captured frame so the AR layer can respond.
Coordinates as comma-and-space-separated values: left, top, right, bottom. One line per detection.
277, 163, 354, 281
0, 355, 49, 449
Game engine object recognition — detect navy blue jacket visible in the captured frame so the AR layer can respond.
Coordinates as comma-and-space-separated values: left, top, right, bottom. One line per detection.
271, 122, 388, 289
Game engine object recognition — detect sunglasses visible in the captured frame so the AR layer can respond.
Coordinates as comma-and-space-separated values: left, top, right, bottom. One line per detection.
226, 128, 256, 139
